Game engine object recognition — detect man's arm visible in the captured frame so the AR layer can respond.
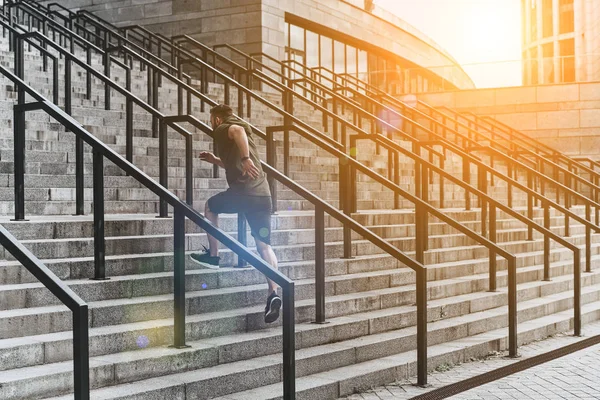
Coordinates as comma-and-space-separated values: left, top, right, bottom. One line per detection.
199, 152, 225, 168
228, 125, 260, 179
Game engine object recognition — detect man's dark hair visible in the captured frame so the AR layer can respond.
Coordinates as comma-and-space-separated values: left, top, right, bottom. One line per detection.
210, 104, 233, 119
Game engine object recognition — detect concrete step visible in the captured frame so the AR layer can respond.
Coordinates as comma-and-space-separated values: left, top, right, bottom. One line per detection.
29, 272, 600, 400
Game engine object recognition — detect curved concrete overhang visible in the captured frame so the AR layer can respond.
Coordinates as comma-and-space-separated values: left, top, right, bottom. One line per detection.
279, 0, 475, 89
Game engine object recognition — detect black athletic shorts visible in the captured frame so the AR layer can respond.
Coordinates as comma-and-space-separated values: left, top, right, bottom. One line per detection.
207, 191, 272, 245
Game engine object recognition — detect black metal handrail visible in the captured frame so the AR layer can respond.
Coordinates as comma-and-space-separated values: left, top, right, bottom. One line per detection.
312, 63, 600, 210
8, 3, 434, 389
10, 3, 436, 389
0, 224, 89, 400
424, 105, 600, 203
468, 112, 600, 183
208, 44, 600, 231
23, 3, 554, 376
180, 39, 588, 339
1, 61, 297, 399
306, 69, 600, 220
5, 26, 197, 216
204, 44, 589, 336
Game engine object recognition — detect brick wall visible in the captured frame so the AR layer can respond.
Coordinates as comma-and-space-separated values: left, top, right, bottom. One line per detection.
418, 82, 600, 157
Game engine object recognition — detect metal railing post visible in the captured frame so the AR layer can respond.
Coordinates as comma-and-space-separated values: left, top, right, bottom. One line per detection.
543, 201, 550, 281
72, 306, 90, 400
125, 69, 133, 164
158, 120, 168, 218
103, 50, 111, 110
416, 267, 427, 387
574, 247, 581, 337
91, 149, 108, 281
237, 214, 247, 268
186, 135, 193, 206
282, 283, 296, 400
266, 128, 278, 213
172, 207, 189, 348
586, 203, 591, 273
508, 257, 518, 358
86, 47, 92, 100
13, 36, 26, 221
489, 205, 497, 292
314, 205, 326, 324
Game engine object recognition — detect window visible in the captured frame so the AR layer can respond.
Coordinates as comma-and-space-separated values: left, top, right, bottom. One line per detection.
559, 0, 574, 34
559, 38, 575, 82
543, 43, 554, 83
320, 36, 332, 72
358, 49, 368, 82
542, 0, 553, 38
346, 45, 357, 76
306, 31, 319, 68
334, 40, 345, 73
530, 0, 538, 42
530, 46, 539, 84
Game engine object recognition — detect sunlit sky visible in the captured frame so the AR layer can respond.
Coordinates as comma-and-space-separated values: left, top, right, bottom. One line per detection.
375, 0, 523, 88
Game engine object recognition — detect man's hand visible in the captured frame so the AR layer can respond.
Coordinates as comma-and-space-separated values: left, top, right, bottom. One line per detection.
199, 152, 217, 164
241, 157, 260, 180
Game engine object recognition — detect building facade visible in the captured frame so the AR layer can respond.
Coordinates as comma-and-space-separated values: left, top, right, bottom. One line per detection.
521, 0, 600, 85
44, 0, 475, 94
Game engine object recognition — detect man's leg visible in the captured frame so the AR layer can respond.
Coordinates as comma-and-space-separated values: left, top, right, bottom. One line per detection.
256, 239, 278, 295
204, 200, 220, 257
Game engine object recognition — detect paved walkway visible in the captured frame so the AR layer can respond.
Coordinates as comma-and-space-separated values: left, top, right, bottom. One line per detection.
341, 321, 600, 400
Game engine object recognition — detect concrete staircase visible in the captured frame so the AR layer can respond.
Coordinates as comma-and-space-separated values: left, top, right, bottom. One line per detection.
0, 11, 599, 400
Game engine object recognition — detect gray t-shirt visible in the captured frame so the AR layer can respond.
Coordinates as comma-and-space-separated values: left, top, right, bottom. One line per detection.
213, 116, 271, 197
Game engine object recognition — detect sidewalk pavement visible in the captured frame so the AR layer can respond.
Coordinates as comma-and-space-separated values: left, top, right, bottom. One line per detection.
340, 320, 600, 400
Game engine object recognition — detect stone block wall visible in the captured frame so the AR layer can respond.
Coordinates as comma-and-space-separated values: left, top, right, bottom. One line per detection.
418, 82, 600, 157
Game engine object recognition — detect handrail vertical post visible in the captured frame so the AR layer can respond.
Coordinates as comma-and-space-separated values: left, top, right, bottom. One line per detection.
527, 172, 533, 240
53, 57, 59, 104
543, 201, 550, 281
177, 61, 183, 115
66, 53, 84, 216
152, 68, 158, 137
172, 207, 188, 348
489, 205, 497, 292
340, 158, 352, 259
186, 135, 193, 205
237, 214, 247, 268
266, 128, 278, 213
282, 282, 296, 400
125, 69, 133, 164
86, 47, 92, 100
91, 149, 107, 281
416, 267, 427, 387
72, 305, 90, 400
463, 158, 471, 210
574, 248, 581, 337
314, 205, 326, 324
393, 150, 400, 209
439, 157, 445, 208
13, 36, 25, 221
103, 50, 110, 110
508, 257, 518, 358
585, 203, 591, 273
158, 120, 168, 218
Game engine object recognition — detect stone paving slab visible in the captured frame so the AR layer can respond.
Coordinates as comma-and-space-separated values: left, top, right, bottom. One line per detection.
341, 320, 600, 399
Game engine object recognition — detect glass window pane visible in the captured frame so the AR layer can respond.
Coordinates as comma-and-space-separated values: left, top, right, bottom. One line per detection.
334, 41, 345, 73
320, 36, 333, 72
358, 49, 368, 81
290, 25, 304, 52
346, 46, 357, 75
306, 31, 319, 67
